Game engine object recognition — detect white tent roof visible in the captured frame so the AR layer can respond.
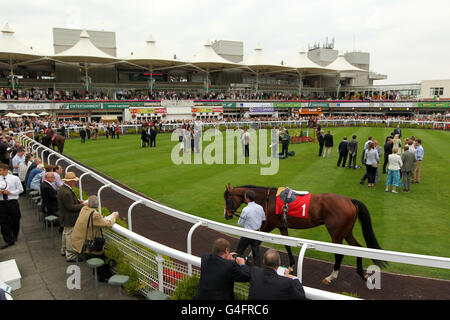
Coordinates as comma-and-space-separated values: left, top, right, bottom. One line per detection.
243, 46, 291, 73
288, 52, 333, 74
38, 112, 49, 116
189, 40, 241, 71
125, 35, 184, 68
53, 30, 118, 64
0, 23, 43, 61
326, 54, 366, 72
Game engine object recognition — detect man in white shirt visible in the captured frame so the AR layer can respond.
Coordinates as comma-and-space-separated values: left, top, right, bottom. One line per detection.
0, 163, 23, 249
241, 129, 251, 157
236, 190, 266, 266
12, 148, 25, 176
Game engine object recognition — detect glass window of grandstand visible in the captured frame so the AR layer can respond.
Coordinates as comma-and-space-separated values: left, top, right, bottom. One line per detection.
430, 87, 444, 96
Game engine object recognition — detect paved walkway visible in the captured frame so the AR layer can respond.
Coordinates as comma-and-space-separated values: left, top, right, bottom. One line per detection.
0, 197, 139, 300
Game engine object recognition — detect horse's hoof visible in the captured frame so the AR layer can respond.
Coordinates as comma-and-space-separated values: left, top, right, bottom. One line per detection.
322, 278, 331, 285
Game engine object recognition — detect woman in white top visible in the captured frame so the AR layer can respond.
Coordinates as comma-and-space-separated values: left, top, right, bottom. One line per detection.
392, 134, 402, 155
385, 147, 403, 193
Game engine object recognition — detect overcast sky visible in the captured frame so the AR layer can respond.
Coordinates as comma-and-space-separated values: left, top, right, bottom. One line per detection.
3, 0, 450, 84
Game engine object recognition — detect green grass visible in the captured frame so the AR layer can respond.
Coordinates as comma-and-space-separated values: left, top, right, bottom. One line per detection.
64, 128, 450, 280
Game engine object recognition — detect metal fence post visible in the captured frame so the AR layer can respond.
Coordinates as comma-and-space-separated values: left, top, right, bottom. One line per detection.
187, 221, 205, 276
127, 200, 144, 231
97, 184, 112, 214
156, 254, 165, 293
296, 243, 313, 283
78, 172, 90, 201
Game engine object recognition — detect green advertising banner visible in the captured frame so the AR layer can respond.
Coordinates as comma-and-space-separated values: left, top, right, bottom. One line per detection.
200, 102, 236, 108
103, 102, 145, 109
309, 102, 330, 108
66, 103, 102, 110
273, 102, 302, 108
418, 102, 449, 108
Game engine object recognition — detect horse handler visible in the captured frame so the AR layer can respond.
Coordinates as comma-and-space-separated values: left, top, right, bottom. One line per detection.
235, 190, 266, 267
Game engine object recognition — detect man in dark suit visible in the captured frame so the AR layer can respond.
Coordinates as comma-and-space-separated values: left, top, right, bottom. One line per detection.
149, 125, 157, 147
141, 128, 149, 147
323, 130, 334, 158
195, 238, 250, 300
317, 130, 325, 157
40, 172, 58, 217
80, 127, 86, 143
383, 138, 393, 174
347, 135, 358, 168
248, 249, 305, 300
337, 136, 348, 167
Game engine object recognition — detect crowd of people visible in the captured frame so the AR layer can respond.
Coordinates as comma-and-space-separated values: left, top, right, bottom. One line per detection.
0, 128, 119, 283
0, 107, 432, 301
316, 126, 425, 193
0, 86, 421, 102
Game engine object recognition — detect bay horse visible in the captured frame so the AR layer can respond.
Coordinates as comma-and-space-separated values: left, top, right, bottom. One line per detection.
44, 129, 65, 153
224, 184, 387, 284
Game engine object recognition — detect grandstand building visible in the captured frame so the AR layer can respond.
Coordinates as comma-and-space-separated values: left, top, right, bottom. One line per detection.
1, 25, 449, 122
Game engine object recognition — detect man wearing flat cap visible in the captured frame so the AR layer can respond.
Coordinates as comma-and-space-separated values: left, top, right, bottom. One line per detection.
57, 172, 87, 262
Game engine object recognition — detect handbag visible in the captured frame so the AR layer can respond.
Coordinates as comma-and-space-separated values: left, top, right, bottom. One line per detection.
81, 210, 105, 253
371, 162, 378, 168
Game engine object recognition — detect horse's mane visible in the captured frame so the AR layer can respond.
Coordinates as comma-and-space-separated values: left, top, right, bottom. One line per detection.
224, 185, 278, 199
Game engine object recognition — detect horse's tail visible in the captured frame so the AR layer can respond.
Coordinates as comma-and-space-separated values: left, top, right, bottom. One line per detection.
351, 199, 388, 269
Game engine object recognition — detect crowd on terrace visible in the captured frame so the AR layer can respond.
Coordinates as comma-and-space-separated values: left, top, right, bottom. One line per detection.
1, 87, 413, 102
1, 113, 449, 136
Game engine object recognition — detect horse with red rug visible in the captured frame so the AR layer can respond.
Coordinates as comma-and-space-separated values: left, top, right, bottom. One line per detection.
224, 184, 387, 284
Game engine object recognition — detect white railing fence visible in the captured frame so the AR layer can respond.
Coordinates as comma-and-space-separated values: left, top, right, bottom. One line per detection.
57, 119, 450, 137
17, 133, 450, 300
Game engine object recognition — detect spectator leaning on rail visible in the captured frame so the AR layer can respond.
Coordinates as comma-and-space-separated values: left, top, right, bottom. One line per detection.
57, 172, 87, 262
70, 195, 118, 281
248, 249, 305, 300
195, 238, 249, 300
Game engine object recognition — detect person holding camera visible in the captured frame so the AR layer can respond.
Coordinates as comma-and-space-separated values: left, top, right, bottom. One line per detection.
70, 195, 118, 281
248, 249, 305, 300
195, 238, 250, 300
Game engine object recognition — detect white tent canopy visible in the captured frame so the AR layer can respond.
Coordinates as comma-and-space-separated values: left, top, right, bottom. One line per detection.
38, 112, 50, 116
125, 35, 184, 68
288, 52, 333, 74
52, 30, 119, 90
326, 54, 366, 73
0, 23, 43, 61
52, 30, 118, 64
0, 23, 44, 89
189, 40, 241, 71
243, 46, 291, 73
189, 40, 242, 92
28, 113, 39, 117
287, 51, 335, 96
